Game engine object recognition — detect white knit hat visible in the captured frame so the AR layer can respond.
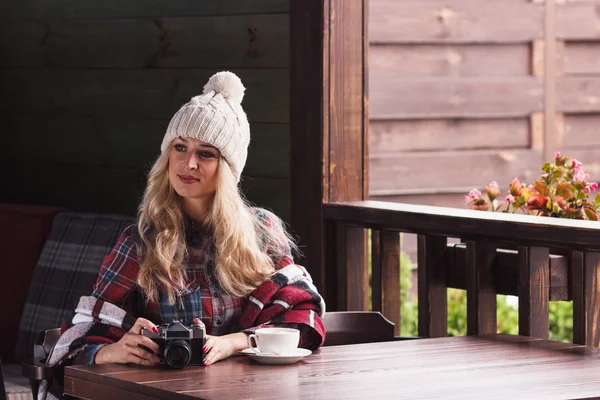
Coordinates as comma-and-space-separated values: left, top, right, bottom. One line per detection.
161, 71, 250, 181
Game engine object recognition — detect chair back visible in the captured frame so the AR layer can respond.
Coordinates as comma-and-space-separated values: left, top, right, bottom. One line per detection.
322, 311, 395, 346
0, 356, 7, 400
15, 212, 135, 363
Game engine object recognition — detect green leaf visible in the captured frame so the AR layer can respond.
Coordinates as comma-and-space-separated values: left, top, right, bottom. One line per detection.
555, 182, 572, 198
596, 193, 600, 207
542, 162, 552, 173
551, 169, 563, 181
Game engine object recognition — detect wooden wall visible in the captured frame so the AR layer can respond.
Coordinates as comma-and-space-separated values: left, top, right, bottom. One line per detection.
369, 0, 600, 209
0, 0, 291, 221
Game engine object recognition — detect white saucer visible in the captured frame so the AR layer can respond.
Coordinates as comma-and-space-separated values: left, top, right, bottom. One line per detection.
240, 348, 312, 365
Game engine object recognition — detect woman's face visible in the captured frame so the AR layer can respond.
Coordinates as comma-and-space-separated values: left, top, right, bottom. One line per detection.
168, 137, 220, 201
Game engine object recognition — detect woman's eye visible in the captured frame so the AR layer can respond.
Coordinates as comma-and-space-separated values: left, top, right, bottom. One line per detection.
198, 151, 215, 158
174, 144, 186, 152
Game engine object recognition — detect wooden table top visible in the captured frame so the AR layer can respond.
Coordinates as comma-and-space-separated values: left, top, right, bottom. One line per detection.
64, 334, 600, 400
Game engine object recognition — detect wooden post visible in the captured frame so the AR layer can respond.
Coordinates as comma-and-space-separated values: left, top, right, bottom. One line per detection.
290, 0, 369, 310
518, 246, 550, 339
466, 240, 497, 335
418, 235, 448, 337
573, 251, 600, 346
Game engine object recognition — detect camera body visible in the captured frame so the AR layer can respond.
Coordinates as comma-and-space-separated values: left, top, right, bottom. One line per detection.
141, 320, 206, 369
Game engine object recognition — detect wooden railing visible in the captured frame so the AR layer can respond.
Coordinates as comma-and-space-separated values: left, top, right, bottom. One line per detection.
323, 200, 600, 346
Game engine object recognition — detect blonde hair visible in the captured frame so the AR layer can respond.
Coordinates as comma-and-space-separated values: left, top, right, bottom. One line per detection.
137, 150, 295, 303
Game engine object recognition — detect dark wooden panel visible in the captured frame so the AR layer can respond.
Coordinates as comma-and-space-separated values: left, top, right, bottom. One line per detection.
380, 231, 401, 335
0, 15, 288, 68
370, 77, 543, 119
0, 0, 289, 20
240, 176, 290, 224
557, 2, 600, 40
518, 246, 550, 339
466, 240, 496, 335
324, 201, 600, 252
0, 162, 144, 216
557, 77, 600, 113
447, 246, 568, 301
370, 0, 543, 44
418, 235, 448, 337
0, 69, 288, 123
369, 149, 543, 195
370, 44, 531, 77
563, 115, 600, 148
563, 42, 600, 75
370, 118, 529, 153
573, 250, 585, 345
1, 116, 289, 178
289, 0, 327, 293
574, 251, 600, 347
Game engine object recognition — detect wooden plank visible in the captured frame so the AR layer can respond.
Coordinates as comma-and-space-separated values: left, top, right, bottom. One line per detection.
334, 224, 369, 311
371, 230, 382, 312
369, 118, 529, 153
0, 69, 288, 123
557, 2, 600, 40
289, 0, 327, 295
466, 240, 497, 335
324, 200, 600, 252
573, 250, 586, 345
328, 0, 368, 201
564, 115, 600, 148
418, 235, 448, 337
0, 0, 289, 20
370, 77, 543, 119
544, 0, 558, 163
564, 42, 600, 75
447, 245, 568, 301
370, 0, 544, 44
0, 15, 288, 68
573, 251, 600, 347
380, 231, 401, 335
518, 246, 550, 339
557, 77, 600, 113
369, 149, 544, 195
64, 376, 158, 400
370, 192, 469, 209
2, 116, 289, 178
370, 44, 531, 77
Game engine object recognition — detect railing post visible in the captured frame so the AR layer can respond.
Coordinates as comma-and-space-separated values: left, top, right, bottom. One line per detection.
380, 231, 401, 335
371, 230, 382, 312
418, 235, 448, 337
466, 240, 496, 335
518, 246, 550, 339
335, 223, 369, 311
573, 251, 600, 346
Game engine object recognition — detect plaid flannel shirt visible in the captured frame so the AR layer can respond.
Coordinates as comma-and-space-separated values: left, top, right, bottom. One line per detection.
76, 208, 324, 364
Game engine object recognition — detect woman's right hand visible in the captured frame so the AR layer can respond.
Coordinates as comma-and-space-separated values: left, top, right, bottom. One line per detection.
94, 318, 162, 366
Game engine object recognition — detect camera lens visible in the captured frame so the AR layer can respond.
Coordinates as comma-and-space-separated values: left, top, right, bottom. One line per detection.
164, 340, 192, 369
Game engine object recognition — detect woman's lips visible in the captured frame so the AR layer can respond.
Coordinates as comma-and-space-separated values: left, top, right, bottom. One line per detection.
178, 175, 200, 184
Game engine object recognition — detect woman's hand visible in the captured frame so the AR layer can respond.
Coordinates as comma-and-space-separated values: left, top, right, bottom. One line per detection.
203, 332, 247, 365
94, 318, 162, 366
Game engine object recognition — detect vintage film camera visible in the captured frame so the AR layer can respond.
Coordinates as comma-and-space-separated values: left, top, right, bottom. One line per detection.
141, 320, 206, 369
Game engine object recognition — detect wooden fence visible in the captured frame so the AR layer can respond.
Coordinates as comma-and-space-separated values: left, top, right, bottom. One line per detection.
369, 0, 600, 208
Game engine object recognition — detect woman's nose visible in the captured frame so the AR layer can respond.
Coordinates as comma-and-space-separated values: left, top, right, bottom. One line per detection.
185, 154, 198, 170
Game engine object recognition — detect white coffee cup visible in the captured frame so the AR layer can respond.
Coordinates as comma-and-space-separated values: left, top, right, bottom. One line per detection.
247, 327, 300, 355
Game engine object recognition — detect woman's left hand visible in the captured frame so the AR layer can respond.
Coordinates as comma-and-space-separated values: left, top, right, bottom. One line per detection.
203, 332, 247, 365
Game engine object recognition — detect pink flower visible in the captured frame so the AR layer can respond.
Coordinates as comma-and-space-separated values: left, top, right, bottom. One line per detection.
554, 151, 561, 160
464, 195, 471, 205
468, 189, 482, 200
584, 182, 599, 194
488, 181, 499, 189
571, 159, 583, 170
574, 169, 590, 183
506, 194, 515, 204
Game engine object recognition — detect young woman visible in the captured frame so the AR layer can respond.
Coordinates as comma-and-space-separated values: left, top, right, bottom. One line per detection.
59, 71, 325, 369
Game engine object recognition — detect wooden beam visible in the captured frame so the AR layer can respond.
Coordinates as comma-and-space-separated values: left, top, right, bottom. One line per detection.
544, 0, 558, 162
380, 230, 401, 335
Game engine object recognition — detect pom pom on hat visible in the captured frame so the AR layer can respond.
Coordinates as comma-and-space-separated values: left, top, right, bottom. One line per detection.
203, 71, 245, 104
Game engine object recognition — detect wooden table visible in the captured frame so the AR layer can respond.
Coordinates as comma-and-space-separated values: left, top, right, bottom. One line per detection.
64, 334, 600, 400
